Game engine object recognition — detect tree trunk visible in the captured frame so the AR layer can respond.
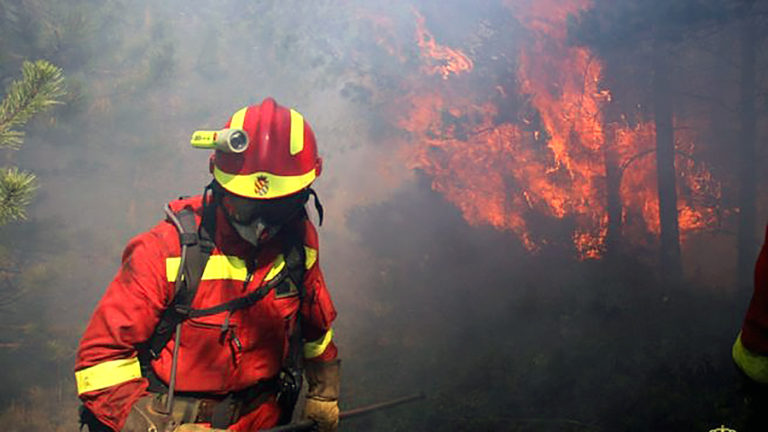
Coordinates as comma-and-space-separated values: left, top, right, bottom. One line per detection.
652, 43, 682, 281
603, 120, 623, 259
737, 6, 758, 292
599, 59, 624, 260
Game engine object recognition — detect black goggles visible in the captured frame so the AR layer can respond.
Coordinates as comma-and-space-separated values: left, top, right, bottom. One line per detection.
220, 190, 308, 226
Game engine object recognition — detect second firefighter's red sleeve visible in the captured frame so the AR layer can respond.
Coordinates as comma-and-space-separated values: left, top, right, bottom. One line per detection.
74, 229, 172, 431
741, 224, 768, 352
733, 224, 768, 384
300, 220, 338, 362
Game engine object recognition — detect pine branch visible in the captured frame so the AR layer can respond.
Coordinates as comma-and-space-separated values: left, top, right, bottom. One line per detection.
0, 167, 38, 225
0, 60, 65, 150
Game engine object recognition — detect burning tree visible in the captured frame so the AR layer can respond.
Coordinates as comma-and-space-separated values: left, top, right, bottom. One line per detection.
354, 1, 724, 270
571, 0, 766, 282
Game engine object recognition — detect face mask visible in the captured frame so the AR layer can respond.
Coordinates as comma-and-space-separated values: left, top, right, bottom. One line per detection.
219, 190, 308, 248
228, 217, 281, 249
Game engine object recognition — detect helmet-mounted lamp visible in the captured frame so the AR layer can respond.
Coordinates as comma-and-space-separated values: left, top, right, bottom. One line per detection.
191, 128, 249, 153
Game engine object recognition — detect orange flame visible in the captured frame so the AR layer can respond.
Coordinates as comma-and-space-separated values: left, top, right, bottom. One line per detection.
413, 9, 474, 80
616, 121, 721, 239
389, 0, 721, 258
399, 94, 537, 249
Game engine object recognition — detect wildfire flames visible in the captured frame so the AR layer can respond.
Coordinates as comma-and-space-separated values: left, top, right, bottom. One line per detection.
374, 1, 721, 258
413, 9, 474, 80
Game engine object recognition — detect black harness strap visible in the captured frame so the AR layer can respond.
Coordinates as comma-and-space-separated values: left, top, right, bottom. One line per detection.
147, 201, 216, 359
188, 274, 284, 318
145, 206, 309, 355
275, 221, 307, 425
140, 202, 309, 427
282, 221, 307, 295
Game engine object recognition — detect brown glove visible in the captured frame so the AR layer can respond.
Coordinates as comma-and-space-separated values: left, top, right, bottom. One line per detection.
121, 395, 172, 432
303, 359, 340, 432
172, 425, 229, 432
120, 394, 236, 432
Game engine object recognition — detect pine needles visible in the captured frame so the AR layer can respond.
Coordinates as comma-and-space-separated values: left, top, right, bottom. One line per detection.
0, 60, 65, 225
0, 167, 38, 225
0, 60, 65, 150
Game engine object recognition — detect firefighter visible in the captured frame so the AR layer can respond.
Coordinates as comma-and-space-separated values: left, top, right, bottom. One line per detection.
75, 98, 340, 432
733, 224, 768, 430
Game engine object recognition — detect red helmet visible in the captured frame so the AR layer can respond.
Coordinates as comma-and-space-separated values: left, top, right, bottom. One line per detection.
211, 97, 322, 199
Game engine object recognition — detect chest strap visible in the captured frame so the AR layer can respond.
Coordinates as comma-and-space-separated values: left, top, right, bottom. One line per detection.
146, 208, 308, 359
187, 230, 307, 322
186, 268, 290, 318
146, 202, 215, 359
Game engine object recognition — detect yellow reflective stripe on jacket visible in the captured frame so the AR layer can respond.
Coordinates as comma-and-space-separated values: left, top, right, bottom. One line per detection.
166, 250, 310, 284
733, 332, 768, 384
265, 248, 316, 280
304, 328, 333, 359
166, 255, 248, 282
266, 255, 286, 281
304, 247, 317, 269
75, 357, 142, 395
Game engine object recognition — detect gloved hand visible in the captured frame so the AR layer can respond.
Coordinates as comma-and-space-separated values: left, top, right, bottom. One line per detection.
121, 394, 233, 432
173, 425, 229, 432
303, 359, 340, 432
121, 395, 171, 432
304, 399, 339, 432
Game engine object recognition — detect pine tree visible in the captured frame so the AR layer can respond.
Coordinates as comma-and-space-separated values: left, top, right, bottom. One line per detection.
0, 60, 65, 226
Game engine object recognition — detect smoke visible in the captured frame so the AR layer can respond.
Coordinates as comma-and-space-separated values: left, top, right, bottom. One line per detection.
0, 0, 765, 430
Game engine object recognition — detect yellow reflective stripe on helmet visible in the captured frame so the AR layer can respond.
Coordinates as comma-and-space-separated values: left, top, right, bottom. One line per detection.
290, 109, 305, 156
266, 254, 285, 281
733, 332, 768, 384
213, 165, 317, 199
304, 328, 333, 359
229, 106, 248, 130
166, 255, 248, 282
75, 357, 142, 395
304, 246, 317, 269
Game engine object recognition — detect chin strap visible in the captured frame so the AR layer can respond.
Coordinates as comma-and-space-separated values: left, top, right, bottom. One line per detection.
308, 188, 324, 226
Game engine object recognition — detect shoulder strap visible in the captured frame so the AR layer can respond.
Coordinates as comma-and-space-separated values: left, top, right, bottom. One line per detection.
146, 203, 215, 359
145, 209, 307, 354
280, 214, 307, 298
276, 214, 308, 425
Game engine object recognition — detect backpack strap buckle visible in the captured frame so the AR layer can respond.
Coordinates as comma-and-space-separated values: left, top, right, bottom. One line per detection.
179, 232, 198, 246
173, 304, 191, 317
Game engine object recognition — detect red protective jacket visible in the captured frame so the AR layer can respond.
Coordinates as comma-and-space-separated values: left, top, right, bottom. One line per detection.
75, 196, 338, 431
734, 224, 768, 384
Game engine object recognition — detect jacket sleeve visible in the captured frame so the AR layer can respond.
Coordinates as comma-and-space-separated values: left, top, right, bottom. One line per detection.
734, 223, 768, 384
75, 229, 172, 431
300, 221, 338, 362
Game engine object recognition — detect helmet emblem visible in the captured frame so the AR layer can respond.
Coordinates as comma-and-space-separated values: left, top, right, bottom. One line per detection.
254, 175, 270, 196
